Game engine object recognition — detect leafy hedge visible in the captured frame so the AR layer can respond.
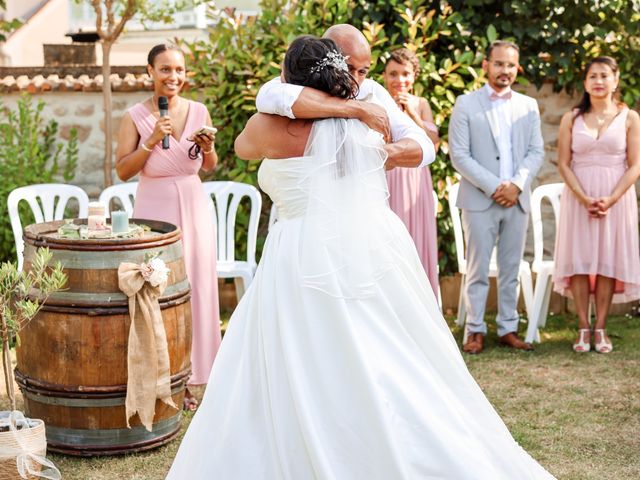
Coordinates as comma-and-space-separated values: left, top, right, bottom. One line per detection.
450, 0, 640, 105
184, 0, 640, 275
0, 95, 78, 263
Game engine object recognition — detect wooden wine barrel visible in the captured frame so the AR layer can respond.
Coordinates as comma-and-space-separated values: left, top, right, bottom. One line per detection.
14, 219, 192, 456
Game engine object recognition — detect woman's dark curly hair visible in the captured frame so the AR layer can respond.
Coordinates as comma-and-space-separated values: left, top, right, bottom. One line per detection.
283, 35, 359, 100
386, 47, 420, 75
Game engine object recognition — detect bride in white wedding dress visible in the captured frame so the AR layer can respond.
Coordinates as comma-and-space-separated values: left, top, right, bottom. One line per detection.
167, 35, 556, 480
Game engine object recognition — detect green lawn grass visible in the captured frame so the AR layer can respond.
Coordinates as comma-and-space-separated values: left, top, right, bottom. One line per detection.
2, 313, 638, 479
458, 314, 640, 480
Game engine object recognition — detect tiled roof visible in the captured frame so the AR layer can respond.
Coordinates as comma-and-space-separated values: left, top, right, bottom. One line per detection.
0, 66, 192, 94
0, 71, 154, 94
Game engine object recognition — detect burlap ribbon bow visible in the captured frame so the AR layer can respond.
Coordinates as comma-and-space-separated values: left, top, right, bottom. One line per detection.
118, 262, 177, 432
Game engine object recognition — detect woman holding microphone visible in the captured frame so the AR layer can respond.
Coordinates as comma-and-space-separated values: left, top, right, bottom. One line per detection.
116, 44, 221, 409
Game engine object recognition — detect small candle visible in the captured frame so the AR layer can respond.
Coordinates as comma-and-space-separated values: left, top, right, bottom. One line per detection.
88, 214, 106, 230
111, 211, 129, 234
88, 201, 105, 217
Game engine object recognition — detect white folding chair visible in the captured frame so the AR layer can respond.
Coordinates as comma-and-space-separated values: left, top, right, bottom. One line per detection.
7, 184, 89, 271
446, 183, 534, 339
526, 183, 564, 343
98, 182, 138, 217
202, 181, 262, 300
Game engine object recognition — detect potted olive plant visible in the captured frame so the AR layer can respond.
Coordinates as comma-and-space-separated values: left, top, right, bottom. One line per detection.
0, 248, 65, 479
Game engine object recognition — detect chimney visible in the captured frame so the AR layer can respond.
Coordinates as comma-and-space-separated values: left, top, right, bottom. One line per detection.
43, 31, 100, 66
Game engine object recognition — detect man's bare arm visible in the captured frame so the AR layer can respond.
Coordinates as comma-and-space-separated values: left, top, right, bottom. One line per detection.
383, 139, 423, 168
292, 89, 390, 141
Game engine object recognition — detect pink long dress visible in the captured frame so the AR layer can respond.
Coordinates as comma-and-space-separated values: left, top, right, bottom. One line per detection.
553, 107, 640, 302
129, 100, 221, 385
386, 165, 439, 297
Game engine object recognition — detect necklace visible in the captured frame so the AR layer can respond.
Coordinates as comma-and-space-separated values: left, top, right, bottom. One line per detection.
594, 110, 616, 128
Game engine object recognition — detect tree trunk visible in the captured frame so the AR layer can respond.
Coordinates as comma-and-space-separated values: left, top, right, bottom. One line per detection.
102, 40, 114, 188
1, 315, 16, 411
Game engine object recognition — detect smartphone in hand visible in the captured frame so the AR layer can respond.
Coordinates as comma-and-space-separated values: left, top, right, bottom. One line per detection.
188, 125, 218, 141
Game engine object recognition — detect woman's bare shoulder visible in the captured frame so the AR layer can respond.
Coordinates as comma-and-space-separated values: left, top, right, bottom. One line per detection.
251, 114, 310, 156
235, 114, 311, 160
417, 95, 430, 108
559, 110, 577, 129
418, 96, 434, 119
626, 108, 640, 134
247, 112, 292, 130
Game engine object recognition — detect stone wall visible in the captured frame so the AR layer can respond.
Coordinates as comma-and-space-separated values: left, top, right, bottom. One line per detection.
2, 90, 148, 197
527, 83, 578, 183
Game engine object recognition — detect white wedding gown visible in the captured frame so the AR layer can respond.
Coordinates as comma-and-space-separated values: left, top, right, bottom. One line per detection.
167, 119, 555, 480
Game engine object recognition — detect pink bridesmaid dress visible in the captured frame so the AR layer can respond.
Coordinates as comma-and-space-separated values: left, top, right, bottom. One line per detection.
129, 100, 221, 385
386, 165, 439, 297
553, 107, 640, 302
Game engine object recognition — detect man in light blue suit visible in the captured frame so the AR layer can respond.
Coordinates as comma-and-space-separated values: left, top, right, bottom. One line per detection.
449, 41, 544, 354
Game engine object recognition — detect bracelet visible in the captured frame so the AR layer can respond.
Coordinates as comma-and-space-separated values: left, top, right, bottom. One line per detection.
140, 142, 153, 153
202, 146, 214, 155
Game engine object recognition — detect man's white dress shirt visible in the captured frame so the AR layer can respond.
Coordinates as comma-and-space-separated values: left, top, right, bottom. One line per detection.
485, 84, 514, 181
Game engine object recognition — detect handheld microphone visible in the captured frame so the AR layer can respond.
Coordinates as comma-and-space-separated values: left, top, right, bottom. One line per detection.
158, 96, 170, 149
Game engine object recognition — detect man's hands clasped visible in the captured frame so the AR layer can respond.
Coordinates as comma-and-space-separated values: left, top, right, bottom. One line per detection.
492, 181, 520, 208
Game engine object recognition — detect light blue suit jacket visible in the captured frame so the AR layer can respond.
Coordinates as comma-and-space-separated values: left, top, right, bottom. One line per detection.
448, 88, 544, 212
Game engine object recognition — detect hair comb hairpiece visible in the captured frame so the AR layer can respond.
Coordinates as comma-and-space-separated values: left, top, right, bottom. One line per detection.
310, 50, 349, 74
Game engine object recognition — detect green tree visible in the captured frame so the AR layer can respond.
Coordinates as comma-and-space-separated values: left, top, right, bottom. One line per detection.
448, 0, 640, 103
1, 248, 66, 411
0, 95, 78, 263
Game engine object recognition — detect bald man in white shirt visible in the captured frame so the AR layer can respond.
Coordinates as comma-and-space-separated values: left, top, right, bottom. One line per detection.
255, 24, 435, 169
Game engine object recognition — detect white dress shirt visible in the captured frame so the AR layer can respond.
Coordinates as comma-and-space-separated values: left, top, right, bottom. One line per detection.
485, 84, 514, 181
255, 77, 435, 167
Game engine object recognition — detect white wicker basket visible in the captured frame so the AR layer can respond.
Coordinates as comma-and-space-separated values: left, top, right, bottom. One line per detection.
0, 412, 49, 480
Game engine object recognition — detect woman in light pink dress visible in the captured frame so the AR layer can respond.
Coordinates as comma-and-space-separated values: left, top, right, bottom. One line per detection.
554, 56, 640, 354
382, 48, 440, 297
116, 44, 221, 407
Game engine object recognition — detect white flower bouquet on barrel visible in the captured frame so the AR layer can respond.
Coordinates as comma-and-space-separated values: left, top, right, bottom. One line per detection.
140, 255, 171, 288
